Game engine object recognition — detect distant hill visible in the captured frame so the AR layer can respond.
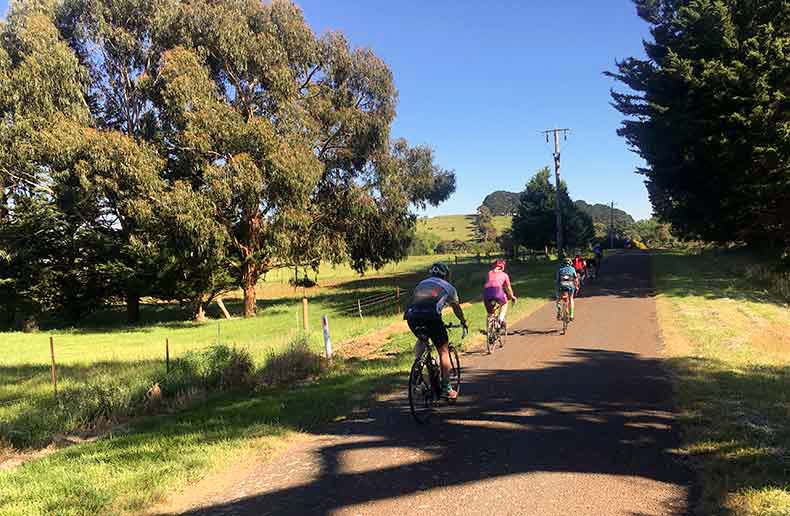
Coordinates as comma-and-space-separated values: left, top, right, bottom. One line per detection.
574, 200, 634, 226
481, 191, 521, 215
418, 199, 633, 245
481, 190, 635, 227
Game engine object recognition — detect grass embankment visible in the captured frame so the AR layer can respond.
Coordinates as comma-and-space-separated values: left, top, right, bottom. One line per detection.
0, 254, 459, 449
417, 214, 512, 241
0, 258, 554, 515
653, 250, 790, 516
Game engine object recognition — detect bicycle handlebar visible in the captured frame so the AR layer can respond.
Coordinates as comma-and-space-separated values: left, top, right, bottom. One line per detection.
445, 322, 468, 339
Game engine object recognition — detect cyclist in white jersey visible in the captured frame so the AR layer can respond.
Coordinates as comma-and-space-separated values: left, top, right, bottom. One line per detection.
404, 262, 468, 400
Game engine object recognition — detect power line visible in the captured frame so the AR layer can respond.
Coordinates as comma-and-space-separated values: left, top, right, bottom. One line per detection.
541, 128, 570, 256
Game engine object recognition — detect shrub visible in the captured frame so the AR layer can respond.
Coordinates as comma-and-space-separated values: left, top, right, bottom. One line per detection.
161, 344, 254, 396
407, 230, 441, 256
436, 239, 471, 254
257, 336, 323, 387
289, 276, 317, 288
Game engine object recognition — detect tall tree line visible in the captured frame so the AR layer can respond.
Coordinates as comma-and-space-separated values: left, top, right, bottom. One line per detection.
0, 0, 455, 328
608, 0, 789, 252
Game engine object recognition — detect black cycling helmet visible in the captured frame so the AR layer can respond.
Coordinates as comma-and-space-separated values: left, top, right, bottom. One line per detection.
429, 262, 450, 279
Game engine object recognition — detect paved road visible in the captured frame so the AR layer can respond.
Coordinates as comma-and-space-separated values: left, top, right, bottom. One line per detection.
162, 251, 691, 516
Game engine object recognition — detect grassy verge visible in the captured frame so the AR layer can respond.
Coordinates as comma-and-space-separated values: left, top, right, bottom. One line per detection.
0, 259, 554, 515
653, 250, 790, 516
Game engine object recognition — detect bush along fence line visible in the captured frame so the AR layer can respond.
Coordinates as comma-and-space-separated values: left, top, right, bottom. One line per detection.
2, 334, 333, 449
2, 289, 404, 449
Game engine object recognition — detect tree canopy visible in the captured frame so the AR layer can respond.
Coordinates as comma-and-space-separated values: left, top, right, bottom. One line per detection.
0, 0, 454, 327
511, 167, 594, 253
608, 0, 789, 251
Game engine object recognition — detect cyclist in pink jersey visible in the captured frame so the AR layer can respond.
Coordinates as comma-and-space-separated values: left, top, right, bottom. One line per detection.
483, 259, 517, 331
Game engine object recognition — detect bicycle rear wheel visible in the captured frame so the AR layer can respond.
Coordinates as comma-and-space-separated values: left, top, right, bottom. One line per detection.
486, 316, 497, 354
408, 356, 436, 424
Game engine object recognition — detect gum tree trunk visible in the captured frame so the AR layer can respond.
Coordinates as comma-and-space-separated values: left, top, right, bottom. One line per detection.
242, 260, 259, 318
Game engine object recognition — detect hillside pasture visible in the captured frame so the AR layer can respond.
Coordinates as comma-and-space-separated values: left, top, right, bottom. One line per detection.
417, 214, 512, 242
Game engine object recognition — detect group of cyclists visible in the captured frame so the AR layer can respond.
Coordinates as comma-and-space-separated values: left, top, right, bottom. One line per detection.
403, 244, 603, 401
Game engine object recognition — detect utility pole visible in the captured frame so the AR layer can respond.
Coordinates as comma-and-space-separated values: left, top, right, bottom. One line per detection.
609, 201, 615, 249
541, 128, 571, 257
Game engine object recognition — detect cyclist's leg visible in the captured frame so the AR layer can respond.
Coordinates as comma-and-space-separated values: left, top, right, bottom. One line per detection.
406, 318, 428, 358
414, 339, 427, 358
569, 288, 576, 319
429, 321, 456, 398
499, 300, 508, 322
556, 291, 562, 319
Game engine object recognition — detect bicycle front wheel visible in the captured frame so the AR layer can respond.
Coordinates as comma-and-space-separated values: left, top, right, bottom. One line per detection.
408, 356, 436, 424
448, 345, 461, 395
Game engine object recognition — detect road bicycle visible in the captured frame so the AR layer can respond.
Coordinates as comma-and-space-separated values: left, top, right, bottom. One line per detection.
558, 289, 572, 335
485, 303, 506, 354
408, 323, 463, 424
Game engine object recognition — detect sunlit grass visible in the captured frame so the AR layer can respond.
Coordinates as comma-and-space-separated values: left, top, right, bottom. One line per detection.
653, 250, 790, 516
0, 256, 555, 515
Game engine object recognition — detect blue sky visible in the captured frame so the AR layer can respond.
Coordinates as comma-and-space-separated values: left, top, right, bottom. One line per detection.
1, 0, 653, 220
297, 0, 653, 220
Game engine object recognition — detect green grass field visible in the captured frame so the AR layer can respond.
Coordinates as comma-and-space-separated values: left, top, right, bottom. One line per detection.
653, 250, 790, 516
0, 257, 556, 516
417, 214, 512, 241
0, 254, 475, 449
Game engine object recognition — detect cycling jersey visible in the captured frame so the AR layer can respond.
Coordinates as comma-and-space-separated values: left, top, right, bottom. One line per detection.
405, 277, 460, 320
483, 270, 511, 305
484, 270, 511, 290
557, 266, 578, 292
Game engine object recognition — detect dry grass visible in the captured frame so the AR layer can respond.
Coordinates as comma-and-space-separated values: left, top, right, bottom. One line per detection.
653, 250, 790, 516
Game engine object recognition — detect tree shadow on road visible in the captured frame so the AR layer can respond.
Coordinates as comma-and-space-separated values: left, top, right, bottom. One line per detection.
157, 347, 696, 516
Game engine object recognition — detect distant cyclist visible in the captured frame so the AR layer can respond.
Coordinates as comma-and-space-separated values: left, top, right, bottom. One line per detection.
586, 255, 598, 279
573, 254, 586, 285
593, 243, 603, 274
404, 262, 468, 400
556, 258, 579, 321
483, 258, 517, 333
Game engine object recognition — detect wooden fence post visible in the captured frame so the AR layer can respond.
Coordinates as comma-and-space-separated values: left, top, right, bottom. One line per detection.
166, 338, 170, 373
357, 299, 363, 319
49, 336, 57, 397
395, 287, 401, 315
302, 296, 309, 331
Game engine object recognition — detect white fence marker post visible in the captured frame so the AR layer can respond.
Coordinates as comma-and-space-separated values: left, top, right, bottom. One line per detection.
322, 314, 332, 361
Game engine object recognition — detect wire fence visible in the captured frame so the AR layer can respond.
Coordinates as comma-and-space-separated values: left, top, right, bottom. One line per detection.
331, 288, 401, 319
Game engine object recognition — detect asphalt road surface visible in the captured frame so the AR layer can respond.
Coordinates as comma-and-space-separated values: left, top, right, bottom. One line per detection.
162, 251, 692, 516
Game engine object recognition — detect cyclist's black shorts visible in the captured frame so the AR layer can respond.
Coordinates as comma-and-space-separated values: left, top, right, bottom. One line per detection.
406, 317, 449, 348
